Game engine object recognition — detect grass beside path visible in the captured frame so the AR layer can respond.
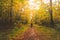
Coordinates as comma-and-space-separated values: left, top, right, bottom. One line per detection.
34, 24, 60, 40
8, 24, 29, 40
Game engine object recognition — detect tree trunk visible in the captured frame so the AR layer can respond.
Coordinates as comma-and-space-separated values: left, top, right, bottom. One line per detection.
10, 0, 13, 24
50, 0, 54, 27
41, 0, 43, 6
58, 0, 59, 10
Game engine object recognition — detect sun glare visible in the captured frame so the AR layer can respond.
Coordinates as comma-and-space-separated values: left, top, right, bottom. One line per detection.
28, 0, 40, 10
43, 0, 56, 4
28, 0, 40, 20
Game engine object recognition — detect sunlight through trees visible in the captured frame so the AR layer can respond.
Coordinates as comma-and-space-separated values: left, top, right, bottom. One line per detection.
0, 0, 60, 40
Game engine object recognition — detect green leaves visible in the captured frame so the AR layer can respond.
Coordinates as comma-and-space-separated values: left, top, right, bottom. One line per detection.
18, 0, 24, 3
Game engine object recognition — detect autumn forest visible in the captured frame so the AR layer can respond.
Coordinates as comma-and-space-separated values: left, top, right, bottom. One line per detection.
0, 0, 60, 40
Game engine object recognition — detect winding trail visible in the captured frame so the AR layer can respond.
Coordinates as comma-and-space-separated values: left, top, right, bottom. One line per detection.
13, 27, 40, 40
23, 27, 40, 40
11, 26, 57, 40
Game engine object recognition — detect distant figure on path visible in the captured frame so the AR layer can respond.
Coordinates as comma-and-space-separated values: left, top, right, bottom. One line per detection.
30, 20, 33, 28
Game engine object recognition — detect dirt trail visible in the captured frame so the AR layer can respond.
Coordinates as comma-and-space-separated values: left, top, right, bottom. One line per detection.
13, 27, 40, 40
22, 27, 40, 40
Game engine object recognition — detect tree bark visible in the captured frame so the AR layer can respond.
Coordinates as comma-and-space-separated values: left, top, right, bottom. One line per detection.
50, 0, 54, 27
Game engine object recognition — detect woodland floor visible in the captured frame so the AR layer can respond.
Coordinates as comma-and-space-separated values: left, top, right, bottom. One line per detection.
9, 24, 60, 40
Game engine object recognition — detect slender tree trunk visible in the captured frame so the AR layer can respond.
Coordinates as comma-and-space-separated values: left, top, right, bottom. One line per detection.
50, 0, 54, 27
0, 0, 2, 26
10, 0, 13, 24
41, 0, 43, 6
58, 0, 59, 10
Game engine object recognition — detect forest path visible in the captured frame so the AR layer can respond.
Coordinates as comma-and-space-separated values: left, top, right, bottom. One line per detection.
13, 27, 40, 40
22, 27, 40, 40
